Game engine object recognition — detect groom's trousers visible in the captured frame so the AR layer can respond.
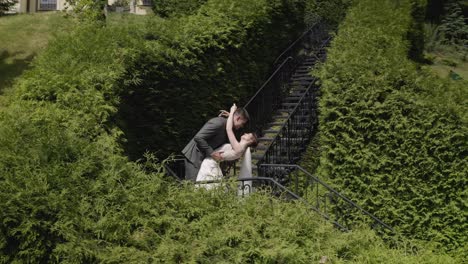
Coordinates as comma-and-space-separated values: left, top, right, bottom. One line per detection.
184, 159, 199, 182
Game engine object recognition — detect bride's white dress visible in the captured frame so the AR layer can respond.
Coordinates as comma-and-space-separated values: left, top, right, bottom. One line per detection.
196, 144, 252, 192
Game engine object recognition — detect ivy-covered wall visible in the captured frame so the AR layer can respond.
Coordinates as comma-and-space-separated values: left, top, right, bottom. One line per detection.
315, 0, 467, 253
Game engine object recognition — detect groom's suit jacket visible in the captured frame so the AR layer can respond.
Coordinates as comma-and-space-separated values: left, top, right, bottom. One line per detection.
182, 117, 228, 170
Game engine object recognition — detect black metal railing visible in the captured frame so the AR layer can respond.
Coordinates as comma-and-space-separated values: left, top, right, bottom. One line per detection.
257, 164, 395, 234
244, 57, 295, 135
257, 80, 318, 171
272, 22, 328, 67
163, 156, 238, 181
163, 156, 186, 181
244, 22, 329, 136
194, 173, 394, 234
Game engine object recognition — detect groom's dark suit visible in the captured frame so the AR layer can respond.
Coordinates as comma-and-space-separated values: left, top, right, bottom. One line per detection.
182, 117, 228, 181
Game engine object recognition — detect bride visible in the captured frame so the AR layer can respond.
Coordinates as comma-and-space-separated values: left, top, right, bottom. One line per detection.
196, 104, 257, 188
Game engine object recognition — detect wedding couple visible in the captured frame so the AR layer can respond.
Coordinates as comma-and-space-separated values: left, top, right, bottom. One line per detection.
182, 104, 258, 185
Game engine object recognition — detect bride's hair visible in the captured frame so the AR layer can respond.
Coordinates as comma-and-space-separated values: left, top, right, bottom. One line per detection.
250, 132, 258, 148
245, 132, 258, 148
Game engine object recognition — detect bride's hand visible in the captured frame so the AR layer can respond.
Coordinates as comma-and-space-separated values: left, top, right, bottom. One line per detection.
230, 103, 237, 113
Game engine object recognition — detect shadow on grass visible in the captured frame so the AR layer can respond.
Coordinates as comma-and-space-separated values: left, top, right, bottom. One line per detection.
0, 50, 35, 94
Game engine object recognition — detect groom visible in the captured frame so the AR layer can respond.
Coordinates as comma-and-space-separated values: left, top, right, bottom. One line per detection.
182, 108, 250, 182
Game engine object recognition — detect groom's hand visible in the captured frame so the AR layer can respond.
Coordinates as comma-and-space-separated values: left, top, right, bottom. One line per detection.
218, 110, 229, 117
211, 151, 224, 162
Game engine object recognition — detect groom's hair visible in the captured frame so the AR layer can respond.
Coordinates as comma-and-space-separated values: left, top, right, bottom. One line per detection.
234, 107, 250, 122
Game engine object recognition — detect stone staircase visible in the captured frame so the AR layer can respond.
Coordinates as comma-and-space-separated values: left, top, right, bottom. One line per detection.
235, 49, 326, 178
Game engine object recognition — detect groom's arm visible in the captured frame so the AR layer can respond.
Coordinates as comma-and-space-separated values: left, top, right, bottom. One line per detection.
194, 117, 225, 158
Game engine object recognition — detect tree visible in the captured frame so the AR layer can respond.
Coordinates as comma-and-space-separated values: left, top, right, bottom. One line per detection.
65, 0, 107, 24
439, 1, 468, 46
0, 0, 16, 16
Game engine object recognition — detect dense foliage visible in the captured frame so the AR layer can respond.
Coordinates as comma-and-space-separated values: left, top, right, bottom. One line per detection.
305, 0, 353, 28
438, 1, 468, 47
119, 0, 309, 160
0, 0, 464, 262
423, 0, 468, 54
151, 0, 207, 18
315, 0, 467, 254
0, 22, 144, 262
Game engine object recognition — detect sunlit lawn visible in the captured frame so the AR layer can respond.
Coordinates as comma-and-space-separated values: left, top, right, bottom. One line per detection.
427, 49, 468, 80
0, 12, 152, 97
0, 12, 73, 94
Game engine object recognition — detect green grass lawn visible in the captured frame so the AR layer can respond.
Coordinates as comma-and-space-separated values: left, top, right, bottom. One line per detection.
426, 49, 468, 80
0, 12, 151, 96
0, 12, 72, 94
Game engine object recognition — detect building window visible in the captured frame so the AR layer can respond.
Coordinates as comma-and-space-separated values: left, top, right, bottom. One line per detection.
141, 0, 151, 6
39, 0, 57, 10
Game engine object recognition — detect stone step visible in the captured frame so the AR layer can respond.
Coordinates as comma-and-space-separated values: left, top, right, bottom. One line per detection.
296, 65, 313, 70
277, 109, 294, 115
281, 102, 298, 108
291, 74, 313, 80
290, 80, 312, 86
262, 126, 309, 133
270, 120, 312, 126
291, 75, 314, 81
268, 121, 286, 126
259, 155, 299, 164
290, 84, 309, 90
289, 91, 306, 97
257, 136, 307, 145
256, 144, 307, 154
301, 61, 317, 66
295, 68, 312, 73
255, 144, 270, 151
283, 96, 302, 102
258, 136, 274, 142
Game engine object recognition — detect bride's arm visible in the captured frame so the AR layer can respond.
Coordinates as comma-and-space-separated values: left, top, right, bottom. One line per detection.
226, 104, 243, 153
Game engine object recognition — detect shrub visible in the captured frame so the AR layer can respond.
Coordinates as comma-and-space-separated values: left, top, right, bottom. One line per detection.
151, 0, 207, 18
315, 0, 467, 253
0, 21, 146, 262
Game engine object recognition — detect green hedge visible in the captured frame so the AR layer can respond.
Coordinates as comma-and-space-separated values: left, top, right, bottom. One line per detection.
315, 0, 467, 253
0, 22, 148, 262
119, 0, 308, 159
